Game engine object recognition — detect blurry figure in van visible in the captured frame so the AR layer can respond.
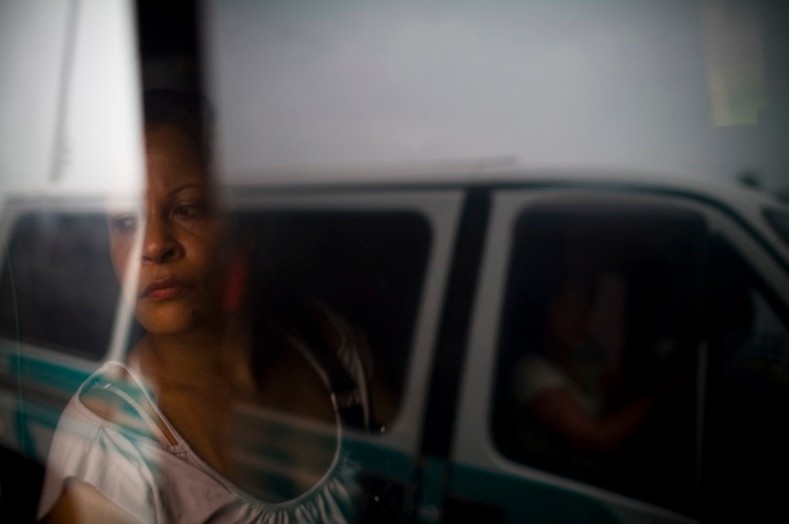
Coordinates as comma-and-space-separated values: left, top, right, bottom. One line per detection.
512, 281, 653, 455
37, 90, 375, 523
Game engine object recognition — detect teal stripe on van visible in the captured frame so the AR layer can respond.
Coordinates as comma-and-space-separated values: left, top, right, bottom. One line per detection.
1, 350, 95, 458
15, 400, 63, 460
343, 438, 414, 480
448, 463, 620, 523
6, 352, 92, 393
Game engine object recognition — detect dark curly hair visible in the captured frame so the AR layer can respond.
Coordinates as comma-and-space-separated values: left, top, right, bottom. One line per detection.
142, 89, 212, 165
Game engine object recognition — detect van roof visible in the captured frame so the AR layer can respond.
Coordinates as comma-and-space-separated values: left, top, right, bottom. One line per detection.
225, 162, 787, 210
226, 164, 789, 269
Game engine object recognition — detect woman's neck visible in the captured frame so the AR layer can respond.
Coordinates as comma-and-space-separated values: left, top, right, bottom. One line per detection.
131, 322, 252, 389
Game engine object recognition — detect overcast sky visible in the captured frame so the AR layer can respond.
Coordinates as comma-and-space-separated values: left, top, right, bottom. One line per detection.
205, 0, 761, 182
0, 0, 142, 195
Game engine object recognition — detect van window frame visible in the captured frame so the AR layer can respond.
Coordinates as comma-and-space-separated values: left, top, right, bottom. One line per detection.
221, 186, 464, 453
451, 186, 789, 520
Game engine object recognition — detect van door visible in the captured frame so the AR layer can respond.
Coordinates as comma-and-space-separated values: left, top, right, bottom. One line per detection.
1, 187, 465, 521
450, 188, 724, 523
223, 186, 464, 521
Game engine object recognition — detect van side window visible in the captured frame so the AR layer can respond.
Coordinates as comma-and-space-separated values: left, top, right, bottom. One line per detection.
233, 209, 431, 430
703, 236, 789, 521
492, 203, 705, 515
0, 212, 119, 360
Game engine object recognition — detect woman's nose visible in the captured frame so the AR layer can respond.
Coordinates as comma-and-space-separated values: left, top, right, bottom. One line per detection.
141, 216, 182, 263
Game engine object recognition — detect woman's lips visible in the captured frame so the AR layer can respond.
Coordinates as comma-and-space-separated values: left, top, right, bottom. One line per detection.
140, 278, 196, 300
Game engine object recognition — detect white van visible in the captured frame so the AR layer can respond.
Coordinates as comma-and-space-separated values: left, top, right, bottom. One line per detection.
2, 169, 789, 522
4, 1, 789, 521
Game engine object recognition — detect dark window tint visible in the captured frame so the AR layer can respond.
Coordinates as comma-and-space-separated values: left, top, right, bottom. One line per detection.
233, 209, 431, 429
0, 212, 119, 359
492, 202, 706, 515
765, 209, 789, 249
703, 236, 789, 522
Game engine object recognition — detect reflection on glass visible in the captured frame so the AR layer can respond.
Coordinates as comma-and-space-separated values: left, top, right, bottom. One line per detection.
36, 91, 366, 523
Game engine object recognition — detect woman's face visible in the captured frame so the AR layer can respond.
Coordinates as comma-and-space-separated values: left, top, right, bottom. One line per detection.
109, 124, 225, 337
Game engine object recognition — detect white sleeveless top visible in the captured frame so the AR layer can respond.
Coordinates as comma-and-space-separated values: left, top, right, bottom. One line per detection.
513, 355, 604, 418
38, 360, 359, 523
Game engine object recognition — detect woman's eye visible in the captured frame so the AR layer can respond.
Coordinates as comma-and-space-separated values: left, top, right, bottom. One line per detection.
172, 204, 204, 218
110, 215, 138, 234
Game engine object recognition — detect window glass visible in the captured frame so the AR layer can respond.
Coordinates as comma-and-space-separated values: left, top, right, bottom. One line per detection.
0, 211, 120, 359
232, 209, 432, 430
703, 236, 789, 521
764, 209, 789, 249
492, 202, 706, 514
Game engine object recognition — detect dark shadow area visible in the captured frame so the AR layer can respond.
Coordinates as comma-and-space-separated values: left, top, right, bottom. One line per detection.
701, 235, 789, 522
492, 203, 705, 516
234, 208, 432, 428
0, 445, 45, 524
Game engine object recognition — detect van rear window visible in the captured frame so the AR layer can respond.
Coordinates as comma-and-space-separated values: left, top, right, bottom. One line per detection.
0, 211, 120, 359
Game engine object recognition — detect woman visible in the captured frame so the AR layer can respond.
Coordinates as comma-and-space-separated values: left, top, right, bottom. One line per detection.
513, 286, 652, 455
38, 91, 367, 523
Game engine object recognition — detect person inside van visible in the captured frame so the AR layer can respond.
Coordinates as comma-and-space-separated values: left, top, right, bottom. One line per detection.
512, 283, 653, 455
37, 90, 373, 523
